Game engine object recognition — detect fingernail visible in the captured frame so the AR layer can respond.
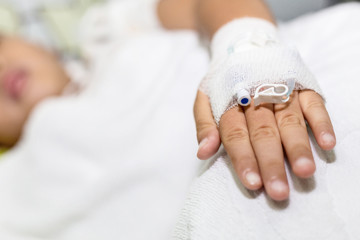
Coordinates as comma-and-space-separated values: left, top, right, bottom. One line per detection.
245, 172, 261, 186
295, 157, 313, 170
198, 138, 209, 150
270, 180, 288, 195
294, 157, 315, 177
321, 133, 336, 146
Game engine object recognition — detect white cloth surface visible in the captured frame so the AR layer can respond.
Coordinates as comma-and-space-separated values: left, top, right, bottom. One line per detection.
0, 33, 207, 239
0, 2, 358, 240
174, 3, 360, 240
0, 1, 208, 239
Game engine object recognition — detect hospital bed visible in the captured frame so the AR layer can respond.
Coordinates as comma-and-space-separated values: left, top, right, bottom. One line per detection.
0, 1, 359, 239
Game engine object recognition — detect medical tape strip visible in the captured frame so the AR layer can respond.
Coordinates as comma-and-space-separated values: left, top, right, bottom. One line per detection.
200, 18, 323, 124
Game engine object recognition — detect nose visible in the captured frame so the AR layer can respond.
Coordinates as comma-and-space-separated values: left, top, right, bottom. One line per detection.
0, 59, 3, 72
0, 51, 5, 72
0, 51, 6, 75
0, 55, 6, 92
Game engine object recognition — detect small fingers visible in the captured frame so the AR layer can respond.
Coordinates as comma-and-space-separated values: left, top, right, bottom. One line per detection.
220, 107, 262, 190
245, 103, 289, 201
299, 90, 336, 150
275, 92, 315, 178
194, 90, 221, 160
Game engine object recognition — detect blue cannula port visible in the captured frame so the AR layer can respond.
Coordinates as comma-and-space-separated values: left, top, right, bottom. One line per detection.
241, 98, 249, 105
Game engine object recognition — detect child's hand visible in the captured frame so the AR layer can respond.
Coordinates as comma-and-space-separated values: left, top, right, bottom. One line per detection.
191, 17, 337, 201
194, 89, 335, 201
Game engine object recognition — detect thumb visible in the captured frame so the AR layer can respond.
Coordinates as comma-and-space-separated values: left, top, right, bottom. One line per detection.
194, 90, 221, 160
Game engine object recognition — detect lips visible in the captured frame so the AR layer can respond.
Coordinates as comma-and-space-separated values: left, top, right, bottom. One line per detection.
2, 68, 28, 100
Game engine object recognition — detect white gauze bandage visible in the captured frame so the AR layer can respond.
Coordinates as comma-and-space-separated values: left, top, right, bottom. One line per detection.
200, 18, 323, 124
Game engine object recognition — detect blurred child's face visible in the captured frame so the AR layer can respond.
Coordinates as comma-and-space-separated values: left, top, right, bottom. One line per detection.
0, 36, 70, 147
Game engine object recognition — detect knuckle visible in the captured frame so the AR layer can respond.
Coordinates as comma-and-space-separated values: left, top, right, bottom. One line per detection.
262, 160, 282, 173
251, 125, 279, 142
314, 120, 332, 131
291, 144, 311, 155
222, 126, 249, 143
196, 119, 215, 134
232, 155, 256, 167
304, 98, 325, 112
277, 113, 304, 129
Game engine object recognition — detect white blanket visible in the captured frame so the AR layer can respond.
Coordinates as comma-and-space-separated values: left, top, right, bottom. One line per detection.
0, 2, 359, 240
0, 1, 208, 238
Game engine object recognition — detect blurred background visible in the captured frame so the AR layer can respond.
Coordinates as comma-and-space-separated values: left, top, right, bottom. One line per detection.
1, 0, 356, 19
267, 0, 337, 20
0, 0, 358, 58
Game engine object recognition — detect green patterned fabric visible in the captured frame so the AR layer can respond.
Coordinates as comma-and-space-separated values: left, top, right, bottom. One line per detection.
41, 0, 105, 56
0, 0, 105, 57
0, 4, 19, 35
0, 148, 7, 157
